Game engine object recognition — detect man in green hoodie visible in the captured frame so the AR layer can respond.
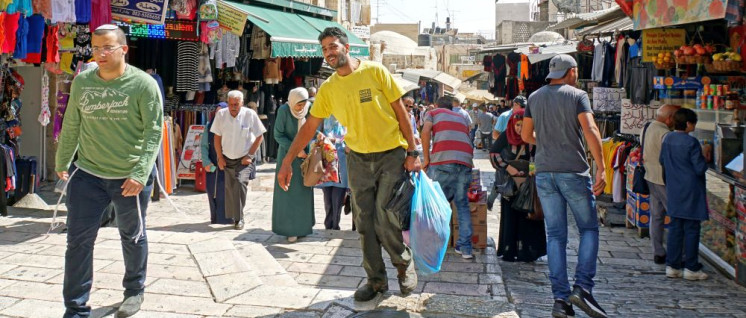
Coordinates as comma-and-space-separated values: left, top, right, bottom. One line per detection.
55, 24, 163, 318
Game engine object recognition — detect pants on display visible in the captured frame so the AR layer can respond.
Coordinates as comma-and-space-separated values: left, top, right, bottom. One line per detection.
63, 165, 155, 318
347, 147, 412, 288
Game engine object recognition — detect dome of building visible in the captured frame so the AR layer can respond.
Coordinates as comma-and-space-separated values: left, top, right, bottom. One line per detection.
370, 31, 419, 55
529, 31, 565, 44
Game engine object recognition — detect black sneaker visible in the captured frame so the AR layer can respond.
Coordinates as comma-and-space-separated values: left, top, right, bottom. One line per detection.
654, 254, 666, 265
569, 286, 607, 318
552, 299, 575, 318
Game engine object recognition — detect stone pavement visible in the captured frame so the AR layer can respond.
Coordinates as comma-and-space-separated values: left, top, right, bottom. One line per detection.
0, 150, 744, 317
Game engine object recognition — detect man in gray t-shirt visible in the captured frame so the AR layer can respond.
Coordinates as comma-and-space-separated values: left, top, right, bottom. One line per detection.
521, 54, 608, 318
476, 106, 495, 150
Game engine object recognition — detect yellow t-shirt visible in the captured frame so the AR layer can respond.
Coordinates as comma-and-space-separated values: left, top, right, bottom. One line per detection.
310, 60, 406, 153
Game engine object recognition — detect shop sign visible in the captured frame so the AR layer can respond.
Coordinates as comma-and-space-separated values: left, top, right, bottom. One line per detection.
462, 69, 480, 78
652, 76, 704, 90
633, 0, 727, 30
111, 0, 169, 25
117, 20, 199, 41
217, 0, 248, 36
351, 26, 370, 39
177, 125, 205, 180
641, 29, 685, 62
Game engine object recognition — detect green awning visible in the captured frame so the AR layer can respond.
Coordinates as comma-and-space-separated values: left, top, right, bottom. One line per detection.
225, 1, 368, 58
227, 1, 323, 58
298, 15, 370, 58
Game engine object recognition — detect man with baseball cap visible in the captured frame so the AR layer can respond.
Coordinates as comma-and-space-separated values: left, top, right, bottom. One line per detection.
492, 95, 526, 141
521, 54, 608, 318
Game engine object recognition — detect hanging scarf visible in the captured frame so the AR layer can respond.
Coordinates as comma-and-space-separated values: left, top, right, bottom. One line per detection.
506, 109, 525, 146
290, 101, 309, 133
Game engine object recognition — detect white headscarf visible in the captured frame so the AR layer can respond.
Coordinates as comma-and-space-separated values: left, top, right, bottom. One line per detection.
288, 87, 311, 132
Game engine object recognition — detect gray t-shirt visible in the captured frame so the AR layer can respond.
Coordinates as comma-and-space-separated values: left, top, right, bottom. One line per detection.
477, 112, 495, 134
525, 84, 592, 174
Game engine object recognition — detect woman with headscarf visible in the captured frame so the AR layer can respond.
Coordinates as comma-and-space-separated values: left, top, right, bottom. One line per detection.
201, 102, 233, 224
272, 87, 315, 242
489, 109, 546, 262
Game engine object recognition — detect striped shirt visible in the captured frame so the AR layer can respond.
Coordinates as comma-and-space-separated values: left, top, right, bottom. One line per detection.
424, 108, 474, 168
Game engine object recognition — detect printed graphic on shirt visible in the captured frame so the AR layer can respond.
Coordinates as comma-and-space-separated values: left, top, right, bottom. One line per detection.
79, 87, 131, 120
359, 88, 372, 103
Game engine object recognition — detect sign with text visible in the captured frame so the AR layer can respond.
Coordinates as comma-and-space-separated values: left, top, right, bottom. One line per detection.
177, 125, 206, 180
111, 0, 169, 25
641, 28, 685, 62
217, 0, 248, 36
117, 20, 199, 41
351, 25, 370, 39
633, 0, 726, 30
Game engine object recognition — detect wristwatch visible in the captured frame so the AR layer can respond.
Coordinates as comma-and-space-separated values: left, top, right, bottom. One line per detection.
406, 150, 420, 158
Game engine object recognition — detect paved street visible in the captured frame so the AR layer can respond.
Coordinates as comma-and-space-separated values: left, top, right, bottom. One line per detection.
0, 151, 743, 317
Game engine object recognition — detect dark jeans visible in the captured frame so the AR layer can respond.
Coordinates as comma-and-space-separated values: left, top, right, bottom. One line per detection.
666, 217, 703, 271
427, 163, 472, 254
469, 127, 477, 148
322, 186, 346, 230
480, 132, 493, 150
347, 147, 412, 287
63, 166, 154, 318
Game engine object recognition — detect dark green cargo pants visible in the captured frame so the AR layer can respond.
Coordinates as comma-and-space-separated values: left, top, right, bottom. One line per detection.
347, 147, 413, 287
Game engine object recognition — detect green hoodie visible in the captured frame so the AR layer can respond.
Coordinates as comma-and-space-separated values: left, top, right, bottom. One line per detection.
55, 65, 164, 185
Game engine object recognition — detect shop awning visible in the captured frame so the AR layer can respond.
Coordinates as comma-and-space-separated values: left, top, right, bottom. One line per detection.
576, 16, 633, 36
548, 6, 625, 30
400, 69, 462, 93
227, 1, 368, 58
299, 15, 370, 57
514, 42, 578, 64
392, 74, 419, 93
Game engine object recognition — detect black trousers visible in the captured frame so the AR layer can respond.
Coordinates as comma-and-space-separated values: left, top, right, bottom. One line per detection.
322, 187, 346, 230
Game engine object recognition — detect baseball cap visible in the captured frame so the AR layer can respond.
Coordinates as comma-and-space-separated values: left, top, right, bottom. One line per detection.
513, 95, 527, 107
217, 102, 228, 108
546, 54, 578, 80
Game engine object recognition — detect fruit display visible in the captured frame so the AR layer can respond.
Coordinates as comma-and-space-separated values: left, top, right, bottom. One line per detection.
674, 44, 714, 64
654, 52, 675, 69
707, 50, 743, 73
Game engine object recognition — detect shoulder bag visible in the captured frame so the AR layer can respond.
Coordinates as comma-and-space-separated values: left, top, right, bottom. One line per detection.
301, 143, 325, 187
632, 122, 651, 194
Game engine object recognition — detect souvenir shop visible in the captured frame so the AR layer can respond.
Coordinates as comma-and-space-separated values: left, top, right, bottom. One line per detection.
555, 0, 746, 286
0, 0, 369, 204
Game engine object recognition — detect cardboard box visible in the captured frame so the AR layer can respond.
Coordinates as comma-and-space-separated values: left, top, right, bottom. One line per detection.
450, 202, 488, 226
451, 224, 488, 249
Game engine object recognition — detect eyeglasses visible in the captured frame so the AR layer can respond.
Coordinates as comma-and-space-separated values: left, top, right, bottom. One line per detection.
92, 46, 123, 54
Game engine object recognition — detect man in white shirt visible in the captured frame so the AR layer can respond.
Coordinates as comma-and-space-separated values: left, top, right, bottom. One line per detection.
211, 90, 266, 230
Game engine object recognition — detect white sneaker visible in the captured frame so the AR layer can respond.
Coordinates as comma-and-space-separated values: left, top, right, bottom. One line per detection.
684, 269, 708, 281
455, 247, 473, 259
536, 255, 548, 263
288, 236, 298, 243
666, 266, 682, 278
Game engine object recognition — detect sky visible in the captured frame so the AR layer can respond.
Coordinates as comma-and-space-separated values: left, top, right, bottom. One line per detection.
370, 0, 527, 39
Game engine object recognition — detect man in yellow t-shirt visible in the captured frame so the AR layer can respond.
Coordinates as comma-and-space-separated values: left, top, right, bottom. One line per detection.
277, 27, 421, 302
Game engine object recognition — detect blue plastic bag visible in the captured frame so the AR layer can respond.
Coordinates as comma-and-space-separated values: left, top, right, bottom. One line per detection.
409, 172, 452, 275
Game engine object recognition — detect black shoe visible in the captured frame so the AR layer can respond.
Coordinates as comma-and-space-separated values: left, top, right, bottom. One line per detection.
354, 283, 388, 301
569, 286, 607, 318
234, 220, 244, 230
654, 254, 666, 265
552, 299, 576, 318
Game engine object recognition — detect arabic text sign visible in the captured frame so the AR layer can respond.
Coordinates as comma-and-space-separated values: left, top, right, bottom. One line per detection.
641, 28, 685, 62
111, 0, 169, 25
217, 0, 248, 36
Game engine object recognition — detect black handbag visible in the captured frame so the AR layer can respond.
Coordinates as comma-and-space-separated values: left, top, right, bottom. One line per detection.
632, 122, 651, 195
511, 176, 536, 213
494, 168, 516, 197
385, 172, 416, 231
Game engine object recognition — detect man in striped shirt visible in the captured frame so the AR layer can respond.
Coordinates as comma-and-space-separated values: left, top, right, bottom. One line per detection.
421, 96, 475, 258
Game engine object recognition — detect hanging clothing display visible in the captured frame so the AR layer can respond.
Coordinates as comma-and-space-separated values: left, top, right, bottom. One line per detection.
264, 57, 282, 84
492, 54, 506, 97
2, 12, 20, 54
51, 0, 76, 23
197, 44, 213, 92
592, 42, 605, 82
601, 41, 616, 87
211, 32, 239, 69
74, 0, 90, 23
32, 0, 53, 20
21, 14, 45, 64
176, 41, 199, 92
251, 27, 270, 59
624, 57, 656, 104
89, 0, 111, 30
